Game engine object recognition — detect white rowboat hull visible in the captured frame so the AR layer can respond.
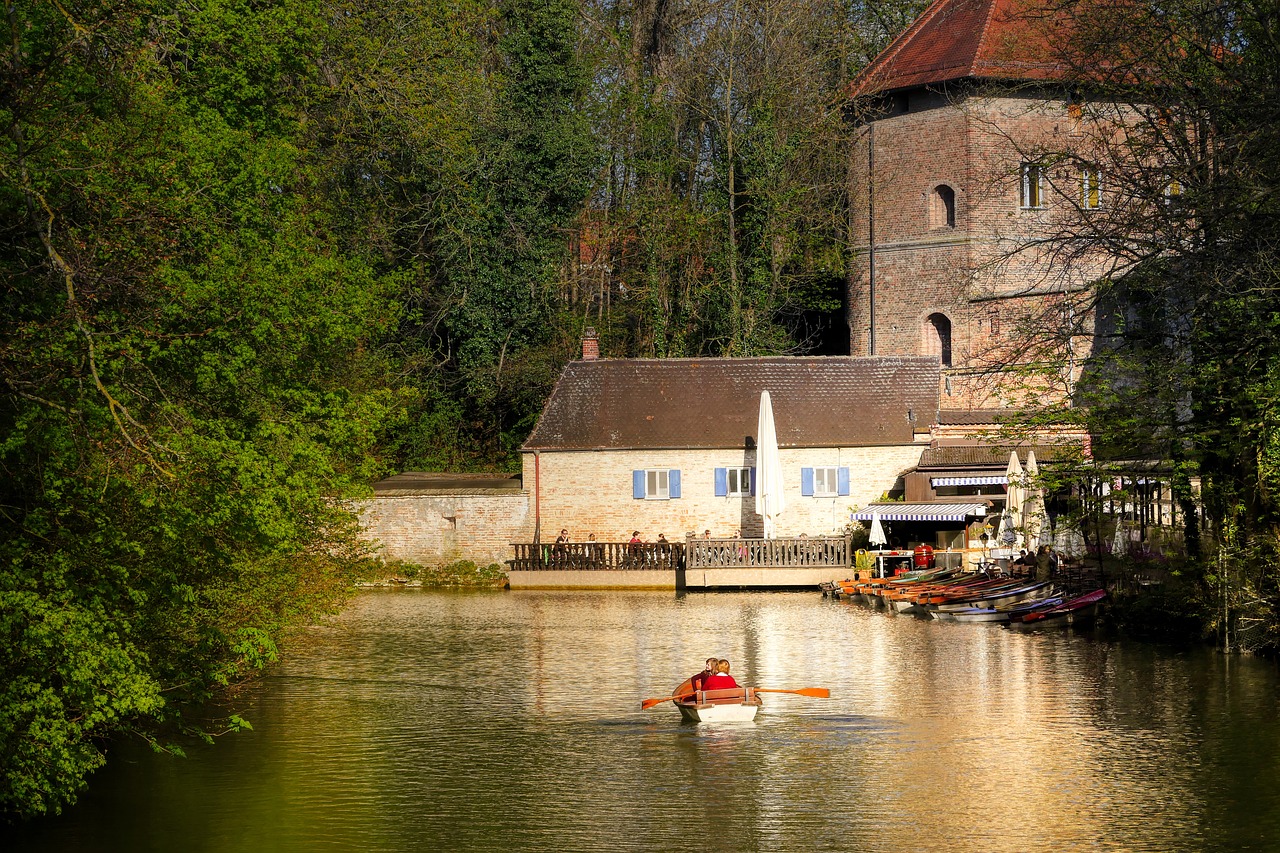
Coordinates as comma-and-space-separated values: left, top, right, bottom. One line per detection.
676, 701, 761, 723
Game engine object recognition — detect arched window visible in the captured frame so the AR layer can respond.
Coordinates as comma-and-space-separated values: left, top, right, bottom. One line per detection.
930, 185, 956, 229
923, 313, 952, 366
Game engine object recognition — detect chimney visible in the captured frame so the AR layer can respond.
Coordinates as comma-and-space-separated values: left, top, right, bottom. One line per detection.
581, 327, 599, 361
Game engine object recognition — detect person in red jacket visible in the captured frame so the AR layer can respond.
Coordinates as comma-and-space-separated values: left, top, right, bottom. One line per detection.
702, 659, 739, 690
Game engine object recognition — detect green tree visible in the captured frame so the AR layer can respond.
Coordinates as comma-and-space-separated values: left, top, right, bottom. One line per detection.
993, 0, 1280, 650
0, 0, 405, 817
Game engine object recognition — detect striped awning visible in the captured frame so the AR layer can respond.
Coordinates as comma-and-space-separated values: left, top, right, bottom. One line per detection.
853, 503, 990, 522
930, 475, 1007, 487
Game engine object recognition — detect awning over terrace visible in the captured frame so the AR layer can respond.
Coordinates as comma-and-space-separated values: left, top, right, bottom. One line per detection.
851, 503, 990, 522
930, 475, 1007, 487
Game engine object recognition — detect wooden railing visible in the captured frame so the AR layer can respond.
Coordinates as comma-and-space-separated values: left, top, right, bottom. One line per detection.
509, 541, 683, 571
685, 536, 852, 569
511, 535, 856, 572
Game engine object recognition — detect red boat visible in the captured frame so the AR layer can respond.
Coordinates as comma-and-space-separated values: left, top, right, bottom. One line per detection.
1008, 589, 1106, 629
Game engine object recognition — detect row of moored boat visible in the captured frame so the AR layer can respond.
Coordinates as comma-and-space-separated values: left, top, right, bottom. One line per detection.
822, 568, 1106, 629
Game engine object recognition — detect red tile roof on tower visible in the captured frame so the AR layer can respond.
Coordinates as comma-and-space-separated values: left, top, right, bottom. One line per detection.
848, 0, 1073, 98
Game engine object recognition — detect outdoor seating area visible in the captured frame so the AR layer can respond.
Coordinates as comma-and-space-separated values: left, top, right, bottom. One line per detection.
509, 541, 682, 571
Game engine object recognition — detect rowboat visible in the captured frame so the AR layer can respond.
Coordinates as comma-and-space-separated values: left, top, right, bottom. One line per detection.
1007, 589, 1106, 630
931, 581, 1053, 612
1002, 595, 1064, 621
933, 606, 1010, 623
674, 686, 763, 722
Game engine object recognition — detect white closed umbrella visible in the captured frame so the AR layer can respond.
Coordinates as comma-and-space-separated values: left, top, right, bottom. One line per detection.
1024, 450, 1047, 548
1004, 451, 1025, 548
868, 511, 887, 548
1055, 524, 1085, 557
1112, 520, 1126, 557
755, 391, 786, 539
1000, 507, 1018, 546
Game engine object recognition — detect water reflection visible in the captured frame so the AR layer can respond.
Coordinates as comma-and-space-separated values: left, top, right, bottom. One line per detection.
14, 590, 1280, 852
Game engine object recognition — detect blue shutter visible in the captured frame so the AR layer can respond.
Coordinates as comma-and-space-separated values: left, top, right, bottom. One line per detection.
749, 467, 757, 496
801, 467, 814, 496
838, 467, 851, 496
669, 470, 681, 498
714, 468, 728, 497
633, 470, 645, 499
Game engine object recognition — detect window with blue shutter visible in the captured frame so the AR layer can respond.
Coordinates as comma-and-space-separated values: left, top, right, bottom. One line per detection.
636, 469, 678, 499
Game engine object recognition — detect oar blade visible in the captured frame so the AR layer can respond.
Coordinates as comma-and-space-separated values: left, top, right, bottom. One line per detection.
756, 687, 831, 698
641, 692, 693, 710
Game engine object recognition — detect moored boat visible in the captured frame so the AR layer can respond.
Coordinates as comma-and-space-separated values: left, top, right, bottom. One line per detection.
931, 581, 1053, 611
1007, 589, 1106, 630
938, 607, 1010, 623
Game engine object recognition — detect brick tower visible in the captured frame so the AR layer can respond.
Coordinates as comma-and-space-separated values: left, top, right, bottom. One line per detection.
847, 0, 1102, 410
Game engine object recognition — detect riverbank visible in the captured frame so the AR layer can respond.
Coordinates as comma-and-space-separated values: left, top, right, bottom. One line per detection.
355, 559, 509, 589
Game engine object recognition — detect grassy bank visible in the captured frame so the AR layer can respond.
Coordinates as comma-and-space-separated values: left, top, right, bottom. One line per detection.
357, 559, 509, 589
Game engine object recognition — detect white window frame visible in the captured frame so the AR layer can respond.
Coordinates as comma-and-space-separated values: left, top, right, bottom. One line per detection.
1020, 162, 1045, 209
1081, 165, 1102, 209
813, 466, 839, 498
726, 467, 751, 497
645, 468, 670, 500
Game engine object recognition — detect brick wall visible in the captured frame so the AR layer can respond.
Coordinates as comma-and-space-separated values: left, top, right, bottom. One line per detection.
357, 491, 532, 567
521, 444, 927, 543
849, 90, 1104, 409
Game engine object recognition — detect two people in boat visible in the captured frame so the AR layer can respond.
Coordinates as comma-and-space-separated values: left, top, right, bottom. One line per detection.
689, 657, 739, 693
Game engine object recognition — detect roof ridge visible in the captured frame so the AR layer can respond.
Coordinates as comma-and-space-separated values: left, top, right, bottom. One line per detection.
975, 0, 1003, 63
851, 0, 958, 98
848, 0, 1072, 99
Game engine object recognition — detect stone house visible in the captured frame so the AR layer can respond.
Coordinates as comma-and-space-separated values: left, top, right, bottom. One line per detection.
520, 355, 940, 544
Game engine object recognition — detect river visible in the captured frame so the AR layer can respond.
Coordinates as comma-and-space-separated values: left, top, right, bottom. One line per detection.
14, 590, 1280, 852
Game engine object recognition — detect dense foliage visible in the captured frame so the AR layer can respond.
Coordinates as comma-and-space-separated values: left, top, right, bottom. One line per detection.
1, 0, 920, 819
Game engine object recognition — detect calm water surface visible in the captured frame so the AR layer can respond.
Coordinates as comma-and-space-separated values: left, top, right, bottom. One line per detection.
15, 590, 1280, 852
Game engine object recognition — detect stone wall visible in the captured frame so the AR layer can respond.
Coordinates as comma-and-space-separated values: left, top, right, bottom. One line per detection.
521, 444, 926, 543
357, 490, 532, 567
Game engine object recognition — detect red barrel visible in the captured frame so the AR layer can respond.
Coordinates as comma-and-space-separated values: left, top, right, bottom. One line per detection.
913, 543, 935, 570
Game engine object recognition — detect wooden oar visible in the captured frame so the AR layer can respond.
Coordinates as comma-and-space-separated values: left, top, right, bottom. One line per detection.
641, 691, 695, 710
643, 686, 829, 709
755, 687, 830, 698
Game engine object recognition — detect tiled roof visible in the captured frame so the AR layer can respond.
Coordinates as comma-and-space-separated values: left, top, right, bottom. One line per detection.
372, 472, 522, 495
937, 408, 1018, 425
848, 0, 1072, 98
523, 357, 941, 451
918, 443, 1077, 468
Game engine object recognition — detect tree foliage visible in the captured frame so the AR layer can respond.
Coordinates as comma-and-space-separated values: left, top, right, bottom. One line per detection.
0, 0, 404, 817
999, 0, 1280, 649
1, 0, 926, 818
